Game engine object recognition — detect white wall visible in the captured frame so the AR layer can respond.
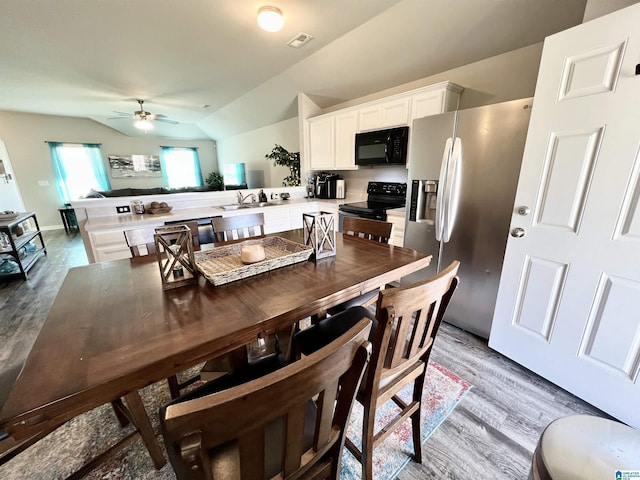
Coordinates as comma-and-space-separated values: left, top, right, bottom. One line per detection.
328, 43, 543, 113
582, 0, 639, 21
216, 117, 299, 189
0, 111, 217, 229
219, 43, 545, 198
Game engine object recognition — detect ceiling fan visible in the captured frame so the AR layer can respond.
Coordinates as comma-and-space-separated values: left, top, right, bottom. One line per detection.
109, 99, 178, 131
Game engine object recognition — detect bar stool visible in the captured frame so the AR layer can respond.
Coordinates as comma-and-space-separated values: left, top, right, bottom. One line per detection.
530, 415, 640, 479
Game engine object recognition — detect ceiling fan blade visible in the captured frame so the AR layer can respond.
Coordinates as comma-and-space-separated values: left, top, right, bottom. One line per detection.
155, 118, 179, 125
112, 111, 132, 116
107, 116, 130, 120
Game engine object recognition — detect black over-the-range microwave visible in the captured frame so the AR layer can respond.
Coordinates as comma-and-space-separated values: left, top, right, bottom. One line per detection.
355, 126, 409, 166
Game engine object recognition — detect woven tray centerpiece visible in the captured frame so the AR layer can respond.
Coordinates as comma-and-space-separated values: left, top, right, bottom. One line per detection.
195, 236, 313, 286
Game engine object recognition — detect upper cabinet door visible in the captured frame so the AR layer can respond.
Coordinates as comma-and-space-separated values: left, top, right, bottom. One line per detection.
308, 115, 334, 170
358, 98, 410, 131
358, 104, 382, 132
334, 111, 358, 169
410, 90, 446, 122
380, 98, 410, 128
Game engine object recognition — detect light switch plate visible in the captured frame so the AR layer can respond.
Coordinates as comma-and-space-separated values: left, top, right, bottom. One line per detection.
116, 205, 131, 214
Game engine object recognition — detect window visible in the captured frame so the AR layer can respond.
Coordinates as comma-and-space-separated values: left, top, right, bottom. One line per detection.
223, 163, 247, 188
160, 147, 203, 189
48, 143, 111, 203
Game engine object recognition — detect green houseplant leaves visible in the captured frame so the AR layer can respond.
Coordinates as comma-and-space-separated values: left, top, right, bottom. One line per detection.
265, 144, 300, 187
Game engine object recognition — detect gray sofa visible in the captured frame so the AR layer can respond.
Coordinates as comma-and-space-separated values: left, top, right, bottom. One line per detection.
85, 186, 217, 198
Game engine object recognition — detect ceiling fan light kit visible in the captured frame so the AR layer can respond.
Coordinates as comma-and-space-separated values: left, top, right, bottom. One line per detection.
134, 119, 153, 131
110, 99, 178, 133
257, 6, 283, 32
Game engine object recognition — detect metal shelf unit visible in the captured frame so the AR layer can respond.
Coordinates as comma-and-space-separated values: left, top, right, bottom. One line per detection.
0, 212, 47, 280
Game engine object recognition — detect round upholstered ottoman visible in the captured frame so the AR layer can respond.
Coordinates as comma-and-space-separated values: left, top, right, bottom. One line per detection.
530, 415, 640, 479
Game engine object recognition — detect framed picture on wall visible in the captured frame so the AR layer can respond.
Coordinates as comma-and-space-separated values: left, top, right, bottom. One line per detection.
108, 155, 162, 178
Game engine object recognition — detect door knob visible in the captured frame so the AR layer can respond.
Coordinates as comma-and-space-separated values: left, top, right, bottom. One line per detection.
517, 206, 530, 216
511, 227, 526, 238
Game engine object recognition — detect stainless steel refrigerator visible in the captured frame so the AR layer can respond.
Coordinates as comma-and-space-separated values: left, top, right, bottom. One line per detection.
403, 98, 532, 338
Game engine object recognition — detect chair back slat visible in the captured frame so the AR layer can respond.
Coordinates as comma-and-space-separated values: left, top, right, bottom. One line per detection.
374, 261, 460, 378
239, 429, 265, 480
283, 401, 307, 476
124, 221, 199, 257
162, 318, 372, 480
212, 213, 265, 243
343, 217, 393, 243
315, 378, 340, 449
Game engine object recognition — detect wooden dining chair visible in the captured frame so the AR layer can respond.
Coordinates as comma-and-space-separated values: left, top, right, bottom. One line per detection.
343, 216, 393, 243
211, 213, 265, 244
160, 317, 373, 480
321, 217, 395, 318
124, 221, 199, 257
293, 261, 460, 479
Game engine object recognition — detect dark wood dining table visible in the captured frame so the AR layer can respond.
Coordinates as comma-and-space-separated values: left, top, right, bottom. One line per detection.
0, 229, 431, 471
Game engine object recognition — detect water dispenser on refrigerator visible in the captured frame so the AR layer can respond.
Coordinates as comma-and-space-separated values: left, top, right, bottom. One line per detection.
409, 180, 438, 224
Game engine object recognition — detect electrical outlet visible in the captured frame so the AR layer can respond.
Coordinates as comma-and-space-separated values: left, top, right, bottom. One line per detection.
116, 205, 131, 214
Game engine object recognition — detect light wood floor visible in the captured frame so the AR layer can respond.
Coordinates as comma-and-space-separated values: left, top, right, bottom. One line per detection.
0, 230, 608, 479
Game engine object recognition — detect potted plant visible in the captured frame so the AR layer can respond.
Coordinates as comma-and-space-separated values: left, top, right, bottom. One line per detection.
265, 144, 300, 187
205, 171, 224, 191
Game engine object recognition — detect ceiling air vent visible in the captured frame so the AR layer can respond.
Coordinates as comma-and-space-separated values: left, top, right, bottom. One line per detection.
287, 32, 314, 48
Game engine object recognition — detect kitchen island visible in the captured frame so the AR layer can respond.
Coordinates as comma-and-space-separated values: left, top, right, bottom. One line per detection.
71, 188, 349, 263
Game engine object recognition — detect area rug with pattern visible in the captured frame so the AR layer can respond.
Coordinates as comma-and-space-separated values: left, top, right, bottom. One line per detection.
341, 361, 472, 479
0, 362, 471, 479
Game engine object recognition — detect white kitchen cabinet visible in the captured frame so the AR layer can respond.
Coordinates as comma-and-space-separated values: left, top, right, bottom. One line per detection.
405, 84, 462, 169
304, 81, 462, 172
263, 208, 290, 234
308, 115, 334, 170
358, 97, 409, 132
309, 111, 358, 171
410, 90, 447, 122
381, 97, 410, 128
357, 104, 382, 132
289, 204, 316, 230
410, 82, 462, 122
334, 110, 358, 169
89, 229, 132, 262
386, 209, 406, 247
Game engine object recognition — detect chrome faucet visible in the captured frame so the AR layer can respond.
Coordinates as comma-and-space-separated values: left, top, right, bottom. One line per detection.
237, 192, 256, 205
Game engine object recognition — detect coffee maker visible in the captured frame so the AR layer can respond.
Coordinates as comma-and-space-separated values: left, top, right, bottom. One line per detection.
315, 173, 340, 199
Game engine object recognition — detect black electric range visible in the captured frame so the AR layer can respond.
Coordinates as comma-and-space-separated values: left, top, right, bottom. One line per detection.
339, 182, 407, 222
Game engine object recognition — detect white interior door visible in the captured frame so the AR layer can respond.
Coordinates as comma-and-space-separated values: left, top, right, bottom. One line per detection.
489, 4, 640, 428
0, 139, 26, 212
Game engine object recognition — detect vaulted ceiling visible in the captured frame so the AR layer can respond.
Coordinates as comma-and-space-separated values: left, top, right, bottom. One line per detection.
0, 0, 587, 141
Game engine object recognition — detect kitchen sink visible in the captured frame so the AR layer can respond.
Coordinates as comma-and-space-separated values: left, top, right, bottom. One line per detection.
216, 201, 282, 210
217, 204, 247, 210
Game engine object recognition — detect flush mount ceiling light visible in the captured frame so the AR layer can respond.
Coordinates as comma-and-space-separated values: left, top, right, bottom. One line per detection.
257, 6, 284, 32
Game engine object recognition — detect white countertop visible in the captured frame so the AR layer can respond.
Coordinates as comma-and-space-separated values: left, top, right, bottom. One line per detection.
83, 198, 347, 231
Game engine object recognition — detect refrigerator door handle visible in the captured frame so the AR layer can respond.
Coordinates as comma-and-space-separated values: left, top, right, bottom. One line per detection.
442, 137, 462, 243
435, 137, 453, 241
